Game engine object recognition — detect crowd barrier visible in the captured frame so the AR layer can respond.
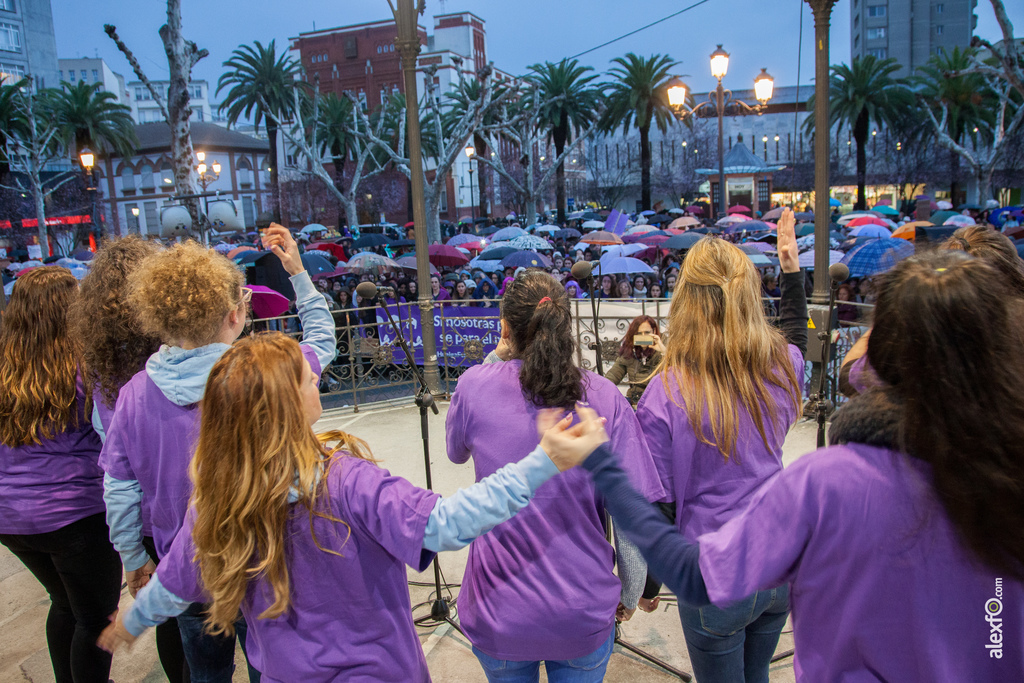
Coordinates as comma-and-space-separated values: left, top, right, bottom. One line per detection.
251, 298, 873, 411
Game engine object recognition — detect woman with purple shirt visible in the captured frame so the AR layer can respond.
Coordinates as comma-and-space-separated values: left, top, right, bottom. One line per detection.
100, 226, 334, 681
635, 209, 806, 682
97, 333, 601, 681
71, 237, 190, 681
446, 270, 665, 681
578, 250, 1024, 681
0, 267, 121, 683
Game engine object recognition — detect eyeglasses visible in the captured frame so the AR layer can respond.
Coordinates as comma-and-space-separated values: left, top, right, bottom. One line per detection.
241, 287, 253, 304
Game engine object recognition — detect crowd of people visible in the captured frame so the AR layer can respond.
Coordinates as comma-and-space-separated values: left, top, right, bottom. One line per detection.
0, 205, 1021, 683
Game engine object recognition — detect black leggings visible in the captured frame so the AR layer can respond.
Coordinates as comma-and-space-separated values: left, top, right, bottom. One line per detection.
143, 536, 191, 683
0, 512, 121, 683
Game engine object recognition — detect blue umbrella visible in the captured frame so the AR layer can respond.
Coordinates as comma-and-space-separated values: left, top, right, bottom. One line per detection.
849, 224, 892, 238
554, 228, 582, 240
593, 256, 654, 275
500, 250, 551, 269
468, 256, 504, 273
745, 252, 772, 266
795, 212, 815, 222
725, 220, 772, 234
796, 224, 816, 236
479, 245, 518, 261
639, 210, 657, 216
842, 238, 915, 278
491, 226, 527, 242
447, 233, 487, 247
829, 197, 842, 207
799, 249, 845, 268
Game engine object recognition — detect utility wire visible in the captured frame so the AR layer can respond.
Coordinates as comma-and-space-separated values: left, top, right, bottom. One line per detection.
567, 0, 715, 61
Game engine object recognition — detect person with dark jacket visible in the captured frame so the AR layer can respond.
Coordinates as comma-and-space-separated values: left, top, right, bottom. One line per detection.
603, 315, 665, 407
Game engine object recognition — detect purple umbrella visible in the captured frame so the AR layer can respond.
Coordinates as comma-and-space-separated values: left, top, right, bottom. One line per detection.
500, 250, 552, 269
593, 256, 654, 275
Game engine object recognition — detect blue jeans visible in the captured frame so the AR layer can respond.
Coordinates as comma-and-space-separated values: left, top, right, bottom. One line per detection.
176, 603, 260, 683
472, 630, 614, 682
679, 586, 789, 683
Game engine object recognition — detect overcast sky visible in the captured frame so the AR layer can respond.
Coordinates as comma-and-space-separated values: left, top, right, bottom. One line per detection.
54, 0, 1023, 97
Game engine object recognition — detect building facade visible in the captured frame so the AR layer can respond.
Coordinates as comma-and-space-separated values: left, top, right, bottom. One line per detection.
58, 57, 127, 102
0, 0, 58, 89
850, 0, 977, 77
126, 79, 214, 124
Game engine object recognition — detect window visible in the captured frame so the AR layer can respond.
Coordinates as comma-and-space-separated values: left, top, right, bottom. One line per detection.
242, 197, 256, 228
139, 164, 154, 191
869, 48, 888, 58
238, 157, 252, 187
344, 36, 357, 59
854, 35, 860, 47
376, 45, 382, 54
135, 86, 150, 101
68, 70, 75, 81
935, 25, 944, 35
121, 166, 136, 193
143, 201, 157, 235
0, 0, 14, 12
936, 3, 944, 14
125, 203, 139, 232
59, 70, 63, 80
867, 5, 886, 17
1, 62, 24, 84
159, 162, 173, 187
854, 14, 859, 27
190, 85, 202, 99
867, 27, 887, 40
92, 69, 98, 81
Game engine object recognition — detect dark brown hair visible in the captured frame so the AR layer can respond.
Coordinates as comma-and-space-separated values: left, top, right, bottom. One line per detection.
619, 315, 659, 360
71, 237, 162, 409
869, 251, 1024, 578
939, 225, 1024, 297
500, 271, 583, 408
0, 267, 83, 446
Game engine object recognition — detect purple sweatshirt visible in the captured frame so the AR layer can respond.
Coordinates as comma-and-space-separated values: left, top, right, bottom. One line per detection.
446, 360, 665, 660
636, 345, 804, 540
0, 383, 104, 535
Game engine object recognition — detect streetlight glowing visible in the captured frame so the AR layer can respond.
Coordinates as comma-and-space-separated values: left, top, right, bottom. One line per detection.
131, 207, 140, 217
710, 45, 730, 81
197, 163, 207, 176
79, 147, 95, 169
762, 135, 768, 143
212, 160, 221, 175
465, 145, 475, 158
774, 135, 780, 141
753, 68, 774, 104
196, 151, 205, 162
666, 78, 688, 107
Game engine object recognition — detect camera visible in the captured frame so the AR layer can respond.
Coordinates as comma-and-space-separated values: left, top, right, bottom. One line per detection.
634, 334, 656, 346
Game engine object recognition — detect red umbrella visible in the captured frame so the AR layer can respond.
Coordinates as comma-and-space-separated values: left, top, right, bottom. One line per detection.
247, 285, 290, 318
580, 230, 624, 246
847, 216, 890, 228
404, 221, 415, 228
686, 205, 704, 215
308, 242, 347, 260
428, 244, 470, 268
311, 266, 350, 281
634, 246, 670, 262
727, 205, 752, 215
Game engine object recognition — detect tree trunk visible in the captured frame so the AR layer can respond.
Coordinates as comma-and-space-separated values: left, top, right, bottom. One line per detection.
475, 134, 487, 219
950, 150, 961, 207
854, 111, 869, 210
32, 177, 47, 257
268, 122, 280, 222
976, 167, 991, 206
424, 191, 442, 245
640, 123, 651, 211
343, 198, 359, 234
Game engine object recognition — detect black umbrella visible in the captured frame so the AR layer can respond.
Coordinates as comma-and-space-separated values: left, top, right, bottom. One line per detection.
554, 228, 582, 240
390, 238, 416, 247
353, 233, 390, 249
957, 203, 982, 211
478, 245, 518, 261
582, 212, 602, 220
480, 226, 500, 235
474, 217, 489, 224
301, 253, 335, 275
645, 214, 671, 224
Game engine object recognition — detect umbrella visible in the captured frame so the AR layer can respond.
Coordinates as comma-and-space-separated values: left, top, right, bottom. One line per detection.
428, 244, 470, 268
936, 200, 954, 210
829, 197, 842, 207
871, 205, 900, 217
796, 224, 816, 236
500, 251, 551, 269
602, 243, 648, 258
691, 226, 721, 234
212, 242, 233, 254
639, 210, 657, 216
667, 207, 685, 215
582, 211, 602, 220
300, 253, 335, 276
795, 212, 815, 222
227, 246, 257, 259
310, 266, 350, 282
553, 228, 581, 240
478, 245, 518, 261
491, 226, 527, 242
727, 205, 751, 215
567, 211, 585, 220
646, 214, 672, 225
447, 233, 488, 247
841, 238, 915, 278
943, 214, 976, 227
762, 207, 785, 221
725, 220, 773, 234
931, 210, 958, 224
580, 230, 624, 246
745, 252, 772, 266
625, 225, 659, 235
480, 225, 500, 235
891, 221, 935, 240
849, 224, 892, 238
799, 250, 845, 268
634, 246, 670, 262
919, 226, 960, 244
533, 225, 559, 234
668, 216, 701, 229
69, 249, 94, 261
508, 235, 553, 251
739, 242, 775, 253
388, 238, 416, 247
686, 205, 705, 215
309, 242, 347, 260
593, 256, 654, 275
396, 255, 439, 274
957, 203, 982, 211
664, 233, 703, 250
716, 215, 747, 226
836, 211, 882, 225
299, 223, 328, 235
581, 219, 606, 230
247, 285, 290, 318
1005, 226, 1024, 241
639, 234, 671, 246
353, 233, 390, 249
847, 216, 891, 228
346, 252, 400, 275
467, 257, 504, 273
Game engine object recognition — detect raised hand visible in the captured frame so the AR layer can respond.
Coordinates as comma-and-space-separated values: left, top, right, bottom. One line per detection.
263, 224, 304, 276
777, 208, 800, 274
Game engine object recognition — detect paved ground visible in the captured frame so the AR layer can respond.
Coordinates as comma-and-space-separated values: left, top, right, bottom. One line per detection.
0, 397, 819, 682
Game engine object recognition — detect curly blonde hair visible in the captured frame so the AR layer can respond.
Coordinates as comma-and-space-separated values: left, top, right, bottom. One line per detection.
71, 237, 162, 409
129, 240, 244, 347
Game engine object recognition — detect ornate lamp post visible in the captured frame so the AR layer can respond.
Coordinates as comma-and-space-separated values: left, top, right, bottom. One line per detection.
667, 46, 774, 220
79, 147, 99, 240
465, 145, 476, 223
194, 151, 221, 192
807, 0, 838, 305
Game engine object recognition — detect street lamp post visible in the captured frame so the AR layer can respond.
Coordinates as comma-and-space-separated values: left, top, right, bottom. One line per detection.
465, 145, 476, 223
79, 147, 99, 242
667, 46, 774, 220
195, 151, 221, 193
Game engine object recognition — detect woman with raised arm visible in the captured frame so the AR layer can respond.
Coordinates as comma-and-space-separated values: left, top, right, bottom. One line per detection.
99, 226, 335, 681
446, 270, 665, 682
97, 333, 601, 682
576, 249, 1024, 681
0, 267, 121, 683
633, 209, 806, 682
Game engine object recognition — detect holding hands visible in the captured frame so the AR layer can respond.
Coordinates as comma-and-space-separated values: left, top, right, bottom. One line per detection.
537, 406, 609, 472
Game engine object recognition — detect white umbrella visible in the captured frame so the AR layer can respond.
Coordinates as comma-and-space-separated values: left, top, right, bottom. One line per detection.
581, 220, 604, 229
300, 223, 328, 234
936, 200, 954, 210
602, 244, 648, 257
667, 207, 685, 215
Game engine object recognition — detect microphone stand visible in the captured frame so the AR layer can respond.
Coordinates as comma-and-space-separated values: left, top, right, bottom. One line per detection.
376, 293, 462, 634
810, 277, 842, 448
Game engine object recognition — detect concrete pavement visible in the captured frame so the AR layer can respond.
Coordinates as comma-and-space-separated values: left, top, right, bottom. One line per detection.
0, 398, 819, 682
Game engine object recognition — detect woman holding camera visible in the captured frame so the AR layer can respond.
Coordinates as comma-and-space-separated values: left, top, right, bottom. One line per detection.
603, 315, 665, 408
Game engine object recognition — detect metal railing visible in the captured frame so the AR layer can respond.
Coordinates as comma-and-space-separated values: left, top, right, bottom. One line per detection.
253, 297, 873, 410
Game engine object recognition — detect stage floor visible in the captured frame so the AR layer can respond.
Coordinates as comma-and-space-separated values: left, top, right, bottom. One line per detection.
1, 400, 817, 681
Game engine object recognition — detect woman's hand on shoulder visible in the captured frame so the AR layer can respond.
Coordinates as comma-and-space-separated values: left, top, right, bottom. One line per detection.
537, 406, 609, 472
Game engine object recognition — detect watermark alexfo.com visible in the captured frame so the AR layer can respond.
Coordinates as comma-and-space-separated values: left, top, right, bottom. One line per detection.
986, 578, 1004, 659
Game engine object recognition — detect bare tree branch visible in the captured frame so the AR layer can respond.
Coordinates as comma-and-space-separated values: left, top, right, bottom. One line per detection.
104, 24, 169, 119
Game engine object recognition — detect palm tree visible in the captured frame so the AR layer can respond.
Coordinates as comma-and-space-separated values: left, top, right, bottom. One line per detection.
914, 47, 996, 206
529, 59, 600, 223
313, 92, 355, 193
0, 78, 28, 182
50, 80, 136, 158
806, 56, 912, 210
217, 40, 300, 221
600, 53, 679, 211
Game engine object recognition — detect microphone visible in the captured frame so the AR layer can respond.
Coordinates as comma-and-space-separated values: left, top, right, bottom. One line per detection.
828, 263, 850, 284
571, 260, 594, 281
355, 282, 395, 299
